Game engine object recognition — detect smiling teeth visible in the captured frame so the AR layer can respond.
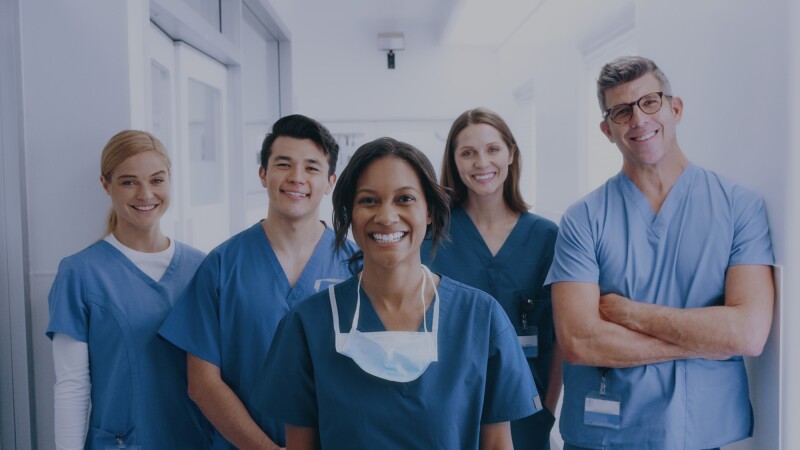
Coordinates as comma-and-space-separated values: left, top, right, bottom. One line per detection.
633, 131, 656, 141
474, 173, 494, 181
372, 232, 406, 243
285, 191, 308, 198
132, 205, 156, 211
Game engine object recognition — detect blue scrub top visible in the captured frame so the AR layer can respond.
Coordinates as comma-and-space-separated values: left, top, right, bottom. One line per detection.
546, 163, 774, 449
158, 222, 358, 449
47, 240, 208, 449
423, 209, 558, 448
256, 275, 540, 450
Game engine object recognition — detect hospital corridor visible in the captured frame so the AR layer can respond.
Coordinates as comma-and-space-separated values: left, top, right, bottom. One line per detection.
1, 0, 799, 448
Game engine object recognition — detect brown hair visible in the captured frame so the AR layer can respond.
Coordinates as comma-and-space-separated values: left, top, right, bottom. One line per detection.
100, 130, 171, 235
441, 108, 529, 213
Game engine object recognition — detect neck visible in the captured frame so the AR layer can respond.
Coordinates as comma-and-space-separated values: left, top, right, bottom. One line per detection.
360, 260, 424, 311
262, 214, 324, 252
463, 194, 518, 227
622, 148, 689, 212
112, 224, 169, 253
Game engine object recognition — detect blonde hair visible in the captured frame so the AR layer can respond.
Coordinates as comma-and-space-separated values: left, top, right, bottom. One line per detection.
100, 130, 171, 235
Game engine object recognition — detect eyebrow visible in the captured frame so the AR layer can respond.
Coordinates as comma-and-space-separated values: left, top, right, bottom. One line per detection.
273, 155, 322, 165
116, 170, 167, 179
356, 186, 421, 194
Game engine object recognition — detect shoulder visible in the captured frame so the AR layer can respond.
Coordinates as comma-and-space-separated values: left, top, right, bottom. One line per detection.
689, 165, 767, 221
437, 276, 497, 309
321, 226, 360, 259
174, 241, 206, 265
519, 212, 558, 236
56, 241, 113, 274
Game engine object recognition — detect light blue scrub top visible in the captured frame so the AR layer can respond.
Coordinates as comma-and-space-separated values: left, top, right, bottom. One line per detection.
545, 163, 774, 449
423, 209, 558, 448
255, 275, 540, 450
47, 240, 208, 449
158, 222, 358, 449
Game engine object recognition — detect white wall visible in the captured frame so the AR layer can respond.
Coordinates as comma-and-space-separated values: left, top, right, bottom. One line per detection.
784, 1, 800, 448
268, 1, 513, 122
19, 1, 142, 447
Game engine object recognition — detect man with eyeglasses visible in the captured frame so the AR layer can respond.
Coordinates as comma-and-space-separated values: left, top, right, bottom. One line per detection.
545, 56, 774, 449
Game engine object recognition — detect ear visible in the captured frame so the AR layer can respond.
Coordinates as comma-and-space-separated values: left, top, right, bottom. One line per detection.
600, 120, 614, 142
259, 166, 268, 188
507, 145, 515, 166
100, 175, 111, 194
670, 96, 684, 123
326, 173, 337, 195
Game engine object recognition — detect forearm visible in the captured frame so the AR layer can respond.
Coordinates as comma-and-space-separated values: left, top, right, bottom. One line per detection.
600, 265, 774, 357
562, 320, 706, 368
605, 301, 756, 358
188, 356, 280, 450
52, 334, 90, 450
285, 425, 320, 450
542, 342, 562, 412
479, 422, 513, 450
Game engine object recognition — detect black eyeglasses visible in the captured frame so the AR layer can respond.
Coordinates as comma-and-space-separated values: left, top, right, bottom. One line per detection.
603, 91, 671, 124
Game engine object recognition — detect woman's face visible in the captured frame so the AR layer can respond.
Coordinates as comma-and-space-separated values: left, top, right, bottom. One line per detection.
102, 151, 170, 236
351, 156, 431, 271
453, 123, 514, 200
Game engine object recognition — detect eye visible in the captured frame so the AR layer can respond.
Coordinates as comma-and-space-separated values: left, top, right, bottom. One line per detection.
397, 194, 416, 204
120, 180, 135, 186
459, 149, 473, 158
610, 106, 630, 120
306, 166, 320, 172
489, 146, 501, 153
152, 178, 165, 185
356, 196, 378, 206
274, 162, 290, 168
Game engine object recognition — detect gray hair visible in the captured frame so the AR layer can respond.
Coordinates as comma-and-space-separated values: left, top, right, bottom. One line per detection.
596, 56, 673, 113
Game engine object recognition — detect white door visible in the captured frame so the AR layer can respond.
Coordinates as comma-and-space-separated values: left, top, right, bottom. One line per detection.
147, 24, 180, 240
175, 42, 230, 252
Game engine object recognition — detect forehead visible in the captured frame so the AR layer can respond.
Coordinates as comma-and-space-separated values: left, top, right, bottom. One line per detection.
269, 136, 328, 165
456, 123, 504, 147
357, 156, 423, 191
604, 73, 661, 107
114, 151, 169, 176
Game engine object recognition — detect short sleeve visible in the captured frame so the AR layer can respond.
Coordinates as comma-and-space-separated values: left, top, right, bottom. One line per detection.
46, 259, 89, 342
254, 310, 318, 427
482, 301, 539, 424
729, 187, 774, 266
545, 203, 600, 286
157, 254, 223, 366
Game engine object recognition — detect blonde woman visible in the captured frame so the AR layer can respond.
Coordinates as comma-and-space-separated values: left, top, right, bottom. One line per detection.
47, 130, 208, 449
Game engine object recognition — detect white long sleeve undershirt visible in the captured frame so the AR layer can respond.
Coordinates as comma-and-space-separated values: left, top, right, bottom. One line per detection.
52, 234, 174, 449
52, 333, 90, 450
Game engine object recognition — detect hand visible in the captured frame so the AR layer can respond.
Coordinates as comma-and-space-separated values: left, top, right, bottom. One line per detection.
599, 293, 635, 328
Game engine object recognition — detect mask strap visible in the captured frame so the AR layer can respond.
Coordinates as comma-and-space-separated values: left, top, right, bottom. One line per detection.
352, 271, 365, 332
422, 265, 440, 334
329, 284, 342, 334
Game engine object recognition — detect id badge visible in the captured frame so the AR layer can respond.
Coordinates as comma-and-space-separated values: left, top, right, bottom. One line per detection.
517, 326, 538, 358
584, 390, 621, 430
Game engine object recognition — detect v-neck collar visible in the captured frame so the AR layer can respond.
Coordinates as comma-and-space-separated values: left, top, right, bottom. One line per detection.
96, 239, 182, 289
257, 221, 334, 301
617, 163, 696, 238
454, 208, 526, 260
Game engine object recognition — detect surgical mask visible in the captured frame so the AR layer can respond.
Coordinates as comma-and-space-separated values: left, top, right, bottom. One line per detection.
330, 265, 439, 383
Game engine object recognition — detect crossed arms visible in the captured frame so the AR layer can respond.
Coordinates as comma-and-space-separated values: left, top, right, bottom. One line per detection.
552, 264, 774, 368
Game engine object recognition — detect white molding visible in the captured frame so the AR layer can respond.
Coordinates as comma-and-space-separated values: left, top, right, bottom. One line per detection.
0, 0, 34, 447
